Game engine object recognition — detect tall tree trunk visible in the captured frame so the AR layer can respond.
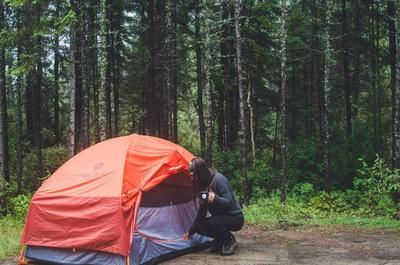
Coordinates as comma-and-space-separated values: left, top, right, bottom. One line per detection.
204, 0, 214, 164
279, 0, 288, 202
342, 0, 352, 137
234, 0, 249, 205
303, 63, 312, 138
370, 0, 381, 154
112, 1, 123, 137
146, 0, 157, 136
389, 0, 396, 166
217, 88, 225, 151
54, 0, 60, 143
89, 0, 100, 143
104, 0, 113, 138
195, 0, 206, 157
323, 0, 333, 191
393, 0, 400, 168
220, 0, 230, 151
34, 2, 43, 177
352, 0, 361, 118
16, 11, 23, 193
171, 0, 178, 143
70, 0, 83, 156
162, 0, 172, 140
247, 85, 256, 170
0, 1, 9, 182
82, 2, 90, 148
290, 64, 297, 141
25, 4, 34, 143
311, 0, 323, 165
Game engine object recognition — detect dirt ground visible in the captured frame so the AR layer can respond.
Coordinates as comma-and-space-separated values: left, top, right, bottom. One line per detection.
165, 224, 400, 265
2, 224, 400, 265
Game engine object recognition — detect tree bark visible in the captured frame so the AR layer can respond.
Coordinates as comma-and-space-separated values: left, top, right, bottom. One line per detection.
352, 0, 361, 118
311, 0, 323, 165
111, 1, 123, 137
341, 0, 352, 137
279, 0, 288, 203
195, 0, 206, 157
323, 0, 333, 191
70, 0, 83, 156
146, 0, 157, 136
247, 82, 256, 170
16, 10, 23, 193
389, 0, 396, 166
105, 0, 113, 139
171, 0, 178, 143
0, 1, 9, 182
25, 4, 34, 143
54, 0, 61, 143
89, 0, 100, 143
393, 0, 400, 168
234, 0, 249, 205
370, 0, 381, 155
34, 2, 43, 177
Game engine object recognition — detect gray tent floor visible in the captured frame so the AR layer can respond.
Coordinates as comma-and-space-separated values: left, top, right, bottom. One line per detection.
3, 224, 400, 265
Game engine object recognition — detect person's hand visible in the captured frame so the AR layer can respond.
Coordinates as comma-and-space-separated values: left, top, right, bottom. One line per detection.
183, 232, 191, 240
208, 191, 215, 203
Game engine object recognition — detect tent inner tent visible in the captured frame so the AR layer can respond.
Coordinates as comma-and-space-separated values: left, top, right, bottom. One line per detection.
20, 134, 213, 265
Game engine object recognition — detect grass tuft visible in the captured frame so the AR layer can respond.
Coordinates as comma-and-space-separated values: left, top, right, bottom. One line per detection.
0, 216, 23, 261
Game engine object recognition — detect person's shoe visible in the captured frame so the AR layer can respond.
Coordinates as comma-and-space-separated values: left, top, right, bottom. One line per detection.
220, 233, 238, 256
209, 242, 223, 253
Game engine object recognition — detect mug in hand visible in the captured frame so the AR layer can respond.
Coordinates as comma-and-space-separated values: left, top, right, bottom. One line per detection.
200, 191, 209, 202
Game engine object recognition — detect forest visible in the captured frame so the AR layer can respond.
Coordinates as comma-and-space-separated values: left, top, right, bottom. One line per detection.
1, 0, 400, 259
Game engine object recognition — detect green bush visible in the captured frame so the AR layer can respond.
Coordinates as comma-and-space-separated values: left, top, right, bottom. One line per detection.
353, 155, 399, 217
0, 179, 21, 216
8, 194, 31, 220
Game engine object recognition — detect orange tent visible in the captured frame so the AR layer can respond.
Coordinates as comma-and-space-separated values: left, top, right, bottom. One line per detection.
20, 134, 197, 261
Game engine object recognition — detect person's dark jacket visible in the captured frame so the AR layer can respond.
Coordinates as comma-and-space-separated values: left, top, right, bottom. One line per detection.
188, 172, 243, 235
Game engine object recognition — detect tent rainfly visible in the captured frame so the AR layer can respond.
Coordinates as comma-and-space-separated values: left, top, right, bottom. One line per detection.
19, 134, 213, 265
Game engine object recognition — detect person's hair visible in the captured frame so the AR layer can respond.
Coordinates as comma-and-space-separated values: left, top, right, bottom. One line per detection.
189, 157, 216, 194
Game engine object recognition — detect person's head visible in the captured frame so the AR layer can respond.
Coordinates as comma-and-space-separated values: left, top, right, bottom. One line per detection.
188, 157, 216, 194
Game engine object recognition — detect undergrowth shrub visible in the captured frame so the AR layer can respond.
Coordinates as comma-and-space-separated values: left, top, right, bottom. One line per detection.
246, 155, 400, 226
8, 194, 31, 220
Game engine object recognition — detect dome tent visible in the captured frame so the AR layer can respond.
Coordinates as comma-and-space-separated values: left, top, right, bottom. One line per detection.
20, 134, 213, 265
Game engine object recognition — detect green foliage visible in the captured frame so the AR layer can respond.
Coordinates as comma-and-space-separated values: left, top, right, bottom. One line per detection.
246, 189, 400, 231
352, 156, 400, 217
8, 194, 31, 220
246, 156, 400, 230
0, 178, 15, 216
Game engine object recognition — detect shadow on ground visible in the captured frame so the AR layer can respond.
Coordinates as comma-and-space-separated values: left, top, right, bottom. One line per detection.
2, 224, 400, 265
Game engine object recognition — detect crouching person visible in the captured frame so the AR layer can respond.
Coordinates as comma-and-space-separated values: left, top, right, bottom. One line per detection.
185, 157, 244, 256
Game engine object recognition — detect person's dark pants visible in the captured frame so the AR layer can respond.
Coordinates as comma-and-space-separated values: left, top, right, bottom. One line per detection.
197, 215, 244, 246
